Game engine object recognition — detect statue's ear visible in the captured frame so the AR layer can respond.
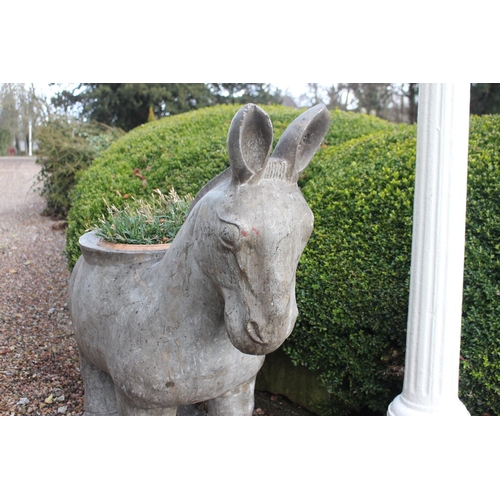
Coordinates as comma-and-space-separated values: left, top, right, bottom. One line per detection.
272, 103, 330, 176
227, 104, 273, 185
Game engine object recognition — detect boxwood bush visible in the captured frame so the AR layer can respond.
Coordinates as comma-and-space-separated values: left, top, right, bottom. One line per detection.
291, 127, 417, 414
66, 104, 397, 268
459, 115, 500, 416
288, 115, 500, 415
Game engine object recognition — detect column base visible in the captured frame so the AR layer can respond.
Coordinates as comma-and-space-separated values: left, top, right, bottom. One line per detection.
387, 393, 470, 416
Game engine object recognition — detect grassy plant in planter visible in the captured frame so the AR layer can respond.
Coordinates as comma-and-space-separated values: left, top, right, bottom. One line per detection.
93, 188, 193, 245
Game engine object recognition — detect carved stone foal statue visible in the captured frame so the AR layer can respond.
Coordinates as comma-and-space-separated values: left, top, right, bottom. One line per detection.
69, 103, 330, 415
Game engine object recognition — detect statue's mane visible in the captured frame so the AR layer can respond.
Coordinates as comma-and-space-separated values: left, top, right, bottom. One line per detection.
187, 158, 292, 217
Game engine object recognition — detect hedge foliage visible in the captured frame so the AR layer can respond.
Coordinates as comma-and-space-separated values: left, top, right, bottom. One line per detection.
66, 104, 397, 268
290, 127, 417, 414
66, 104, 500, 415
288, 115, 500, 415
459, 115, 500, 415
35, 119, 124, 217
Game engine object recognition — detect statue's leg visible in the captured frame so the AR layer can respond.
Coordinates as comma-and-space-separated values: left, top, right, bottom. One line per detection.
80, 356, 118, 416
206, 376, 256, 416
114, 389, 177, 416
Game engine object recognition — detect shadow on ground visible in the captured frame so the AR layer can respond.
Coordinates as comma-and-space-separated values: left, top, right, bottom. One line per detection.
176, 390, 316, 416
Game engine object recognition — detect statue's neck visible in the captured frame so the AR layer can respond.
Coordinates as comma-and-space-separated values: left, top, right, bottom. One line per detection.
157, 224, 224, 326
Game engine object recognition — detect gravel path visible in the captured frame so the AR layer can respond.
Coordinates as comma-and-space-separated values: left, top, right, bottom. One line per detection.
0, 157, 84, 416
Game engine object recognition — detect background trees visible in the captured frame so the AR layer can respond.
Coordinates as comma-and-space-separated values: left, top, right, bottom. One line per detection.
0, 83, 48, 154
50, 83, 283, 132
207, 83, 283, 105
470, 83, 500, 115
3, 83, 500, 156
297, 83, 500, 123
294, 83, 420, 123
51, 84, 214, 131
345, 83, 394, 118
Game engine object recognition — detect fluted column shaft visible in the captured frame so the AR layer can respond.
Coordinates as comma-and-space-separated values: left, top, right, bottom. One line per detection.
388, 83, 470, 416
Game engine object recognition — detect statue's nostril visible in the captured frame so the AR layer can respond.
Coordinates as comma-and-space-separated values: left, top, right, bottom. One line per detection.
246, 320, 266, 345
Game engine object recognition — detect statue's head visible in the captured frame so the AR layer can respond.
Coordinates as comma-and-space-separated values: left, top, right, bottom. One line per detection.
192, 103, 330, 355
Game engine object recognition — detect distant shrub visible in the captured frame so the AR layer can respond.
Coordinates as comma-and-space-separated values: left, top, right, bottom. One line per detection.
66, 104, 397, 269
35, 119, 124, 217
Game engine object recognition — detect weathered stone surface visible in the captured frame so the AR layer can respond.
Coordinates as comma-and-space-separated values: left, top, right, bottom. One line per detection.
69, 103, 330, 416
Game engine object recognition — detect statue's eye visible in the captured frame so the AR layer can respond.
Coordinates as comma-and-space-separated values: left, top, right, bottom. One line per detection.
220, 222, 240, 248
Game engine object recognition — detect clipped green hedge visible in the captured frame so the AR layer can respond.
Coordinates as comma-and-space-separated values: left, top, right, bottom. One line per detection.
289, 127, 417, 414
460, 115, 500, 415
287, 115, 500, 415
66, 104, 397, 268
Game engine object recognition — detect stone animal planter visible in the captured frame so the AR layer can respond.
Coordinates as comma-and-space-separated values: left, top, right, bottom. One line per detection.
69, 103, 330, 416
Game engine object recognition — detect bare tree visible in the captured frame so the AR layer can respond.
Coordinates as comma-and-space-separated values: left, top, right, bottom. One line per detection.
406, 83, 418, 123
296, 84, 331, 108
346, 83, 394, 119
327, 83, 351, 111
0, 84, 48, 154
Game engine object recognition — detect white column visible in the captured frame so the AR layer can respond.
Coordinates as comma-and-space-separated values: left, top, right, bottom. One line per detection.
388, 83, 471, 416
